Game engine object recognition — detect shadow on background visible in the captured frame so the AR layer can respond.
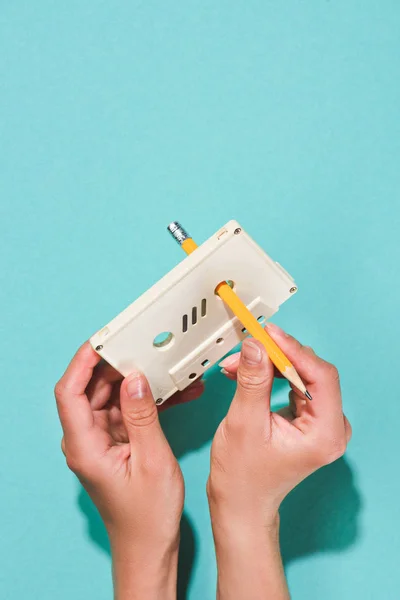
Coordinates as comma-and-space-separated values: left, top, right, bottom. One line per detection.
77, 367, 362, 597
280, 457, 362, 566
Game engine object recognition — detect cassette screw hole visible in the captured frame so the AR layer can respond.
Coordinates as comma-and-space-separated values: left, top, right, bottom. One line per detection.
95, 345, 103, 351
234, 228, 242, 235
189, 373, 197, 380
290, 287, 298, 294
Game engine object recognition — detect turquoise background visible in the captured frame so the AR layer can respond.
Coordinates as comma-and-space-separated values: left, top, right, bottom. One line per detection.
1, 2, 399, 598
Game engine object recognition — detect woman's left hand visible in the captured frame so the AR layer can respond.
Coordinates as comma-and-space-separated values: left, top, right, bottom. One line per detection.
54, 341, 204, 600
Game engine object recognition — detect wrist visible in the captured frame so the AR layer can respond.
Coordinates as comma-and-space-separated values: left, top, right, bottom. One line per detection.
208, 487, 280, 540
111, 537, 179, 600
209, 514, 288, 600
210, 509, 280, 555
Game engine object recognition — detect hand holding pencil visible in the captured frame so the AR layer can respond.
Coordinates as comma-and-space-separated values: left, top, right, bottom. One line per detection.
207, 327, 351, 599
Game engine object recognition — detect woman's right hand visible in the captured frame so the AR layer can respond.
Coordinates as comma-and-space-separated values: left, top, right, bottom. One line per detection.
207, 323, 351, 600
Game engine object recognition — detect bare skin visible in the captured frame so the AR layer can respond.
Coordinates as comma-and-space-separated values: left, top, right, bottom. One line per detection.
55, 323, 351, 599
207, 322, 352, 600
54, 343, 204, 600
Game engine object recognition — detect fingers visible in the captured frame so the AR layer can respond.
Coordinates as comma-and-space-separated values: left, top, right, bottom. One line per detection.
220, 352, 283, 380
86, 360, 123, 410
221, 325, 344, 429
265, 323, 324, 384
54, 342, 100, 440
119, 371, 167, 452
264, 323, 343, 422
219, 352, 240, 372
288, 389, 307, 418
228, 338, 274, 427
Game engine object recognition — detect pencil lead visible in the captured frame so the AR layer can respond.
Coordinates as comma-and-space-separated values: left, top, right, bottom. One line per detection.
305, 390, 312, 401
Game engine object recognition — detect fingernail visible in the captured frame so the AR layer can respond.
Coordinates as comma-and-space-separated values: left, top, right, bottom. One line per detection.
242, 339, 263, 364
219, 354, 239, 369
127, 372, 148, 399
220, 368, 230, 375
266, 322, 288, 337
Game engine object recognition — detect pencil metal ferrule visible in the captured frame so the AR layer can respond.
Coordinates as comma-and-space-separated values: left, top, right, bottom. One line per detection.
167, 221, 190, 245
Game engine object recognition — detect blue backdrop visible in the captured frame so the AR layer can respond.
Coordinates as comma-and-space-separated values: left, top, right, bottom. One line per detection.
1, 2, 399, 598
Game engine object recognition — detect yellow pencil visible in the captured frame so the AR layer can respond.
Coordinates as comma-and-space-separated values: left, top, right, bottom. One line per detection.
167, 221, 312, 400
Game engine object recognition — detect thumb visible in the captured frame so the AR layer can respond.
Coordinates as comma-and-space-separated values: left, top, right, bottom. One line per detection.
120, 371, 165, 450
229, 338, 274, 424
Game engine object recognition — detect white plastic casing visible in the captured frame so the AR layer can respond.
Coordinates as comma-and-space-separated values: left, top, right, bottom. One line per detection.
90, 220, 297, 405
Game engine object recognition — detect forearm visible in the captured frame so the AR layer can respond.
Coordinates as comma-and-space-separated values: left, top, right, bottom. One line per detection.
111, 541, 179, 600
211, 514, 290, 600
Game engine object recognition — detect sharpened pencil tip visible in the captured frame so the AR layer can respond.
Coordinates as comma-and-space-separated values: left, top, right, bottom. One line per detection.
305, 390, 312, 401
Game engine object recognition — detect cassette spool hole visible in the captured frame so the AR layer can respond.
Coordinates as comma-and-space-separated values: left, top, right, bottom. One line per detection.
153, 331, 174, 349
214, 279, 235, 295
